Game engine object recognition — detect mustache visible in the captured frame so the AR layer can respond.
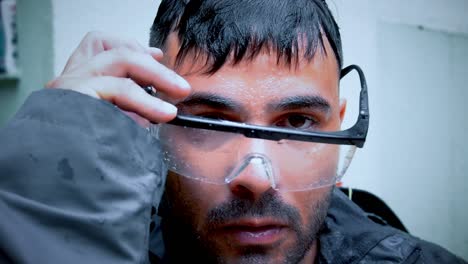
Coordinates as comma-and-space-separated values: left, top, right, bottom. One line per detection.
205, 191, 302, 230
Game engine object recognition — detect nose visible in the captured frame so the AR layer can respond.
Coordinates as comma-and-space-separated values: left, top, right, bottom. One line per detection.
226, 154, 276, 200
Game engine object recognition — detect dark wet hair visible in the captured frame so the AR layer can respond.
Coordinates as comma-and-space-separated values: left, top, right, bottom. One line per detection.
150, 0, 342, 74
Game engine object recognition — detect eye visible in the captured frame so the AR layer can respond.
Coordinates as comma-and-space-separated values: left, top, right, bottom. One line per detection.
275, 114, 318, 130
198, 114, 225, 121
196, 113, 231, 121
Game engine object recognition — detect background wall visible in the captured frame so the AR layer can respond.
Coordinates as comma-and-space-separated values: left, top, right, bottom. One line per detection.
0, 0, 54, 126
328, 1, 468, 259
0, 0, 467, 260
52, 0, 160, 76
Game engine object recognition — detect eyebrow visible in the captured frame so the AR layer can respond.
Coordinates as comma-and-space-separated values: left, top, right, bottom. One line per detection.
176, 93, 331, 117
267, 95, 331, 114
176, 92, 243, 113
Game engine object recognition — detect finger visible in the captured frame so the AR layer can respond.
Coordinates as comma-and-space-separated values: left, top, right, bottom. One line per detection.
94, 76, 178, 123
64, 31, 149, 73
45, 76, 101, 98
79, 31, 147, 57
121, 111, 151, 128
47, 76, 178, 123
79, 48, 191, 99
147, 47, 164, 61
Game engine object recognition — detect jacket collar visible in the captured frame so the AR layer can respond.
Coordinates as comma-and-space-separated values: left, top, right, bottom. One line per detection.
318, 188, 413, 263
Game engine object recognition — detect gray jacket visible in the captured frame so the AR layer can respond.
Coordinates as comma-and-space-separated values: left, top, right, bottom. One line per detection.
0, 89, 465, 263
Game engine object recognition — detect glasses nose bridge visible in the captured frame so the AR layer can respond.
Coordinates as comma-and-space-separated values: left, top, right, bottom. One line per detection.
225, 153, 277, 191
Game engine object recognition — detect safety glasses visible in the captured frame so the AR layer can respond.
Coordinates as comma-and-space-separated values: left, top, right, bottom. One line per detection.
149, 65, 369, 191
162, 64, 368, 147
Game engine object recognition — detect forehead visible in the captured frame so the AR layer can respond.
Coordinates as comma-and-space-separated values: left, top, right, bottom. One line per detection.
163, 34, 340, 105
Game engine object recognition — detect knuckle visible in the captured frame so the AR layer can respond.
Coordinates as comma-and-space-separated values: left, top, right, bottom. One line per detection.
126, 39, 144, 51
114, 83, 126, 98
108, 48, 144, 70
45, 76, 80, 91
122, 77, 137, 89
114, 47, 131, 56
110, 47, 133, 62
45, 78, 59, 88
116, 78, 137, 96
89, 67, 103, 77
84, 31, 104, 41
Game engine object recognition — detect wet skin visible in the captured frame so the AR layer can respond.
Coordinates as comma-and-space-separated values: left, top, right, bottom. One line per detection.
158, 35, 346, 264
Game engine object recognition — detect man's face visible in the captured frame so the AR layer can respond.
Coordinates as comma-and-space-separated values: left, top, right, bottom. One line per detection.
160, 37, 344, 263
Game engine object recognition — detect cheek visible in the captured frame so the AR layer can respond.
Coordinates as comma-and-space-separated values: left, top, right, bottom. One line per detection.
275, 143, 340, 190
165, 172, 230, 229
280, 186, 332, 226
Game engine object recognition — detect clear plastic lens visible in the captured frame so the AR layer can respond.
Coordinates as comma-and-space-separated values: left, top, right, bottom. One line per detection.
157, 124, 356, 192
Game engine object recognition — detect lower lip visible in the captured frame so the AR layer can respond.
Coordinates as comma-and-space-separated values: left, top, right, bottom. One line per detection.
223, 226, 285, 245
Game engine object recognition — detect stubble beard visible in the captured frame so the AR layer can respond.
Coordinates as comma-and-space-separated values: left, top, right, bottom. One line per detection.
159, 186, 333, 264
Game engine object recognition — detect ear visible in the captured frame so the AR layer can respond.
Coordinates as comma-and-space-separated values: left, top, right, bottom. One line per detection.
339, 98, 347, 123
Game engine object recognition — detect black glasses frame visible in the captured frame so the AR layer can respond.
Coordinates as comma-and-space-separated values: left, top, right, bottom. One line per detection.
148, 64, 369, 148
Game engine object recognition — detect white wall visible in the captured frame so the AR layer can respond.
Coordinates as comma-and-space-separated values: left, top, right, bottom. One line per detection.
327, 0, 468, 191
328, 1, 468, 259
52, 0, 160, 75
51, 0, 468, 259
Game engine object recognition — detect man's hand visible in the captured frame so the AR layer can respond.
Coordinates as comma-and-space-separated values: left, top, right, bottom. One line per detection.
46, 31, 191, 125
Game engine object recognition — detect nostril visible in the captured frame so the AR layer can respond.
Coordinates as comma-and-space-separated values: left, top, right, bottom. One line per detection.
230, 184, 255, 200
226, 153, 275, 199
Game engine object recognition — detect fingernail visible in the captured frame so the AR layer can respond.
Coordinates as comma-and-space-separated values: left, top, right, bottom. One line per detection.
177, 76, 191, 91
147, 47, 163, 55
162, 102, 177, 115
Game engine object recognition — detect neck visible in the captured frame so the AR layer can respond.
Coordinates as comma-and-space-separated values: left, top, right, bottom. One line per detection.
301, 240, 318, 264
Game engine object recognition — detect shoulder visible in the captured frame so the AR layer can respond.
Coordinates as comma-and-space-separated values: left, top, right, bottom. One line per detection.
360, 230, 466, 263
319, 188, 467, 263
415, 238, 467, 263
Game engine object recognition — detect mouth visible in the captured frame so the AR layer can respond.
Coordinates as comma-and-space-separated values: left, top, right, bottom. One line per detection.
218, 218, 288, 246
